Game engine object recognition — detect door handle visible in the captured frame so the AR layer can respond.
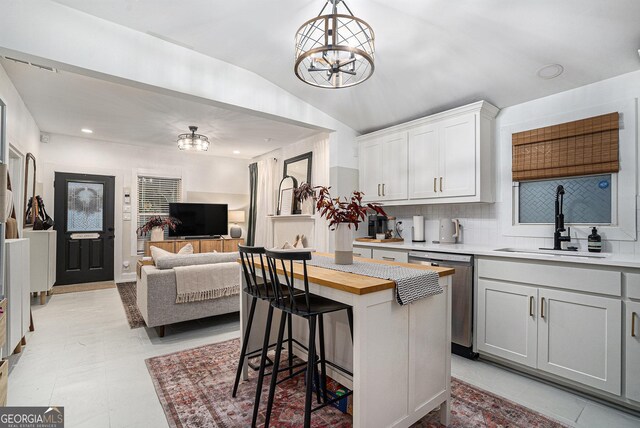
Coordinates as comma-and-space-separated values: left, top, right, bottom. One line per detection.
377, 184, 381, 196
382, 183, 385, 196
433, 177, 437, 193
540, 297, 545, 319
529, 296, 534, 317
440, 177, 443, 192
633, 312, 638, 337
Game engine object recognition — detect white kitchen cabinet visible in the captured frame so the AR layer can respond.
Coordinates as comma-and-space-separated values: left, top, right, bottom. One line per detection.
23, 229, 57, 304
624, 301, 640, 402
477, 279, 538, 368
537, 288, 621, 395
359, 133, 407, 202
358, 101, 498, 205
4, 239, 30, 356
352, 246, 373, 259
372, 248, 408, 263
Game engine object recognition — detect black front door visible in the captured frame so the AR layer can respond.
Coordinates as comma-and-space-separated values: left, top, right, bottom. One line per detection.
54, 172, 115, 285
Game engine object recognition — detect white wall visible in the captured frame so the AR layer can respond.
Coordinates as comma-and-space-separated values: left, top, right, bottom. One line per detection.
39, 134, 249, 282
384, 69, 640, 255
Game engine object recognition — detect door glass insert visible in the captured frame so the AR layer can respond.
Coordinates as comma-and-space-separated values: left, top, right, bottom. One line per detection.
67, 181, 104, 232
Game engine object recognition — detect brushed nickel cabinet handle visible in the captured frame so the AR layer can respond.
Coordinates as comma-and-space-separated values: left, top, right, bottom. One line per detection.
529, 296, 534, 317
540, 297, 545, 319
433, 178, 437, 193
353, 252, 362, 257
439, 177, 443, 192
382, 183, 385, 196
633, 312, 638, 337
377, 183, 381, 196
382, 256, 395, 261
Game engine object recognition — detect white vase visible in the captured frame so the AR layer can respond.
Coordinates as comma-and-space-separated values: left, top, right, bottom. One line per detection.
301, 198, 315, 215
334, 223, 353, 265
150, 226, 164, 241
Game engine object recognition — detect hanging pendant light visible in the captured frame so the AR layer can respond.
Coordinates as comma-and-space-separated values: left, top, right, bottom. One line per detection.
295, 0, 375, 89
177, 126, 210, 151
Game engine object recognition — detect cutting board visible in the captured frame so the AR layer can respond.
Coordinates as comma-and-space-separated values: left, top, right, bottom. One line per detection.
355, 237, 404, 243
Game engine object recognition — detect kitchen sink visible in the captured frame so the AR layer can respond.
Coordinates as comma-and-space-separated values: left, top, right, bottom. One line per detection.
494, 248, 608, 259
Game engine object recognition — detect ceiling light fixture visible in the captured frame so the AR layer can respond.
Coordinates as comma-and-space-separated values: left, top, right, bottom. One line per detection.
537, 64, 564, 80
81, 128, 93, 134
233, 150, 240, 154
295, 0, 375, 89
177, 126, 209, 151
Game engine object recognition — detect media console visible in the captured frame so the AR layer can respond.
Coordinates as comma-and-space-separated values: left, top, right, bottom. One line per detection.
143, 237, 244, 257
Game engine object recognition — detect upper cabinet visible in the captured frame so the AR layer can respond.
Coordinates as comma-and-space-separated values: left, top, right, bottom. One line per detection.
358, 101, 498, 205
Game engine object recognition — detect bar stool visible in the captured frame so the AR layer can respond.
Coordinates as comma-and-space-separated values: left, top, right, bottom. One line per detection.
233, 245, 308, 426
261, 249, 354, 428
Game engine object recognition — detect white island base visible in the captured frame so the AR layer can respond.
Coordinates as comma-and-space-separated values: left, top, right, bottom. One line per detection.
239, 256, 452, 428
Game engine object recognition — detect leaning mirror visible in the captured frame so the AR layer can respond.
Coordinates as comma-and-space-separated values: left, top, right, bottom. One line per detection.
277, 175, 298, 216
283, 152, 312, 186
23, 153, 36, 227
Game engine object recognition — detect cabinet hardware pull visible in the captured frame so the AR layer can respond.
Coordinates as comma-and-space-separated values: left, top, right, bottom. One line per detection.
633, 312, 638, 337
540, 297, 545, 318
529, 296, 534, 317
377, 184, 381, 196
353, 253, 362, 257
439, 177, 443, 192
382, 256, 395, 261
433, 178, 437, 193
382, 183, 385, 196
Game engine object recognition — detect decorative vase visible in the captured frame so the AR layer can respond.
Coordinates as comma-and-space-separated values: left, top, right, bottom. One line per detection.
301, 198, 315, 215
150, 226, 164, 241
334, 223, 353, 265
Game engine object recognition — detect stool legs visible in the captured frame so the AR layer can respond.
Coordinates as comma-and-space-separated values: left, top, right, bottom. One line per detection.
304, 315, 317, 428
287, 313, 294, 377
264, 312, 288, 428
251, 304, 275, 427
318, 314, 328, 403
233, 295, 257, 397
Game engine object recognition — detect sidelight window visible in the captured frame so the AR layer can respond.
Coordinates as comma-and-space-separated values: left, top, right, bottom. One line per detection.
136, 175, 182, 254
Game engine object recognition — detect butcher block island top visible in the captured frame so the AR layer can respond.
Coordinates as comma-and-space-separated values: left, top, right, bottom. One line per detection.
240, 251, 454, 295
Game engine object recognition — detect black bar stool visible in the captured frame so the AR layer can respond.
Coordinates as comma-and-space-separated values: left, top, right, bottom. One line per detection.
261, 249, 354, 428
233, 245, 308, 427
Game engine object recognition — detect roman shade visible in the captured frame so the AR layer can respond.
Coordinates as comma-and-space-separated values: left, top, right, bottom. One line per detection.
512, 112, 619, 181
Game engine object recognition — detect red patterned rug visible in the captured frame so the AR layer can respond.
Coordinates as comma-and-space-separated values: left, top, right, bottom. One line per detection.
146, 339, 567, 428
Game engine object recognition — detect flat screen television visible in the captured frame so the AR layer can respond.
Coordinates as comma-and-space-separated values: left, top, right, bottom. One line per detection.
168, 203, 228, 237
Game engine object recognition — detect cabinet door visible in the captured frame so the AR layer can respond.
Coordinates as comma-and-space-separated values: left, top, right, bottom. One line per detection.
538, 289, 621, 395
408, 124, 440, 199
625, 301, 640, 402
380, 133, 408, 201
201, 239, 223, 253
359, 139, 383, 202
372, 248, 408, 263
353, 247, 373, 259
477, 279, 538, 368
439, 113, 477, 198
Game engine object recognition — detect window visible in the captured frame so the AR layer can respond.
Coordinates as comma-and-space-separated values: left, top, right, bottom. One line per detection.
137, 176, 182, 253
518, 174, 612, 224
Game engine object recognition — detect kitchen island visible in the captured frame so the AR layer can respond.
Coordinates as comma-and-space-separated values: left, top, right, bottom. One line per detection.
239, 253, 454, 428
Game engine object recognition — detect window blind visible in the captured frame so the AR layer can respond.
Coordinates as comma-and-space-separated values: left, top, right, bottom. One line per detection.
137, 176, 182, 245
512, 112, 619, 181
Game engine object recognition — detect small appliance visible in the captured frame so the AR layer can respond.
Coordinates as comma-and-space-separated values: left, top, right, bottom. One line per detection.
439, 218, 460, 244
368, 214, 388, 238
411, 215, 425, 242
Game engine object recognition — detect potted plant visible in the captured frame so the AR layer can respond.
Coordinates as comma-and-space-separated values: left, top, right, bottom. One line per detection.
137, 216, 181, 242
294, 182, 316, 215
315, 186, 387, 264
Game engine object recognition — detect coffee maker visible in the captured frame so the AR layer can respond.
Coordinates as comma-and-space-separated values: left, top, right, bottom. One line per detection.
368, 214, 388, 238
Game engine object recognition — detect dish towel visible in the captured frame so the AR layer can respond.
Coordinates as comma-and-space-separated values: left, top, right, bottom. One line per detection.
174, 263, 240, 303
302, 255, 442, 305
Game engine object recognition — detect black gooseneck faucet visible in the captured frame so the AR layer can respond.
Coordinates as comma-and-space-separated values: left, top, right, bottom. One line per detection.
553, 185, 572, 250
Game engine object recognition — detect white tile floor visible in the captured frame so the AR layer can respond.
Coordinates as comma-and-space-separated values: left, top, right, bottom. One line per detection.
8, 288, 640, 428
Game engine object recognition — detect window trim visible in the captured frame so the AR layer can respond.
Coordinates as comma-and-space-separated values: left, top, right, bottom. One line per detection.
500, 98, 637, 242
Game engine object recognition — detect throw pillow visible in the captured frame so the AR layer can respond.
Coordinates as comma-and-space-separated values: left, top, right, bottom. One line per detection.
177, 243, 194, 255
150, 246, 173, 261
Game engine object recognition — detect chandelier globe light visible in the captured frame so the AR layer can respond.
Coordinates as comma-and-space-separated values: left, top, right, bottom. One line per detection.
177, 126, 210, 151
295, 0, 375, 89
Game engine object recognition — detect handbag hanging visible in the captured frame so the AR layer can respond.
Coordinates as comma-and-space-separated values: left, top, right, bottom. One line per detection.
36, 195, 54, 230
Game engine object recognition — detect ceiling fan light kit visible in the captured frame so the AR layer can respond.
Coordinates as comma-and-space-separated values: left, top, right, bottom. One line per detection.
177, 125, 210, 151
295, 0, 375, 89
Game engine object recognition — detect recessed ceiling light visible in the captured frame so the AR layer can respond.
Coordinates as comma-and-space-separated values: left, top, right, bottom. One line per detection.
537, 64, 564, 80
81, 128, 93, 134
233, 150, 240, 154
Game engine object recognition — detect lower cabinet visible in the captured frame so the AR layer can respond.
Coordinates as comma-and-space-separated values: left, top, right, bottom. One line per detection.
626, 301, 640, 402
352, 247, 372, 259
372, 248, 408, 263
477, 278, 622, 395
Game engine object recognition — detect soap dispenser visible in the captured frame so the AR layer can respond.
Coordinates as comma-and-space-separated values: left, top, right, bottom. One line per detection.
588, 227, 602, 253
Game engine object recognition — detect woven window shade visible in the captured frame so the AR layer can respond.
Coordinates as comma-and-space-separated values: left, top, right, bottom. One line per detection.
512, 112, 619, 181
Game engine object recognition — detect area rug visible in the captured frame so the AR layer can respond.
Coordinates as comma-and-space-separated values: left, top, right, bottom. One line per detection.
146, 339, 567, 428
116, 282, 146, 329
52, 281, 116, 294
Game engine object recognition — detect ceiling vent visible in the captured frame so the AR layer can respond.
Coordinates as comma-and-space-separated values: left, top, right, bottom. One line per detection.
3, 56, 58, 73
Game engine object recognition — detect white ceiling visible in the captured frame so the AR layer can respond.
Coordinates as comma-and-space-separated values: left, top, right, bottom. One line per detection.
0, 58, 321, 158
50, 0, 640, 133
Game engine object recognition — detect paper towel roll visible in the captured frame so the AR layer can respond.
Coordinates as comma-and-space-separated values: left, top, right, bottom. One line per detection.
412, 215, 425, 242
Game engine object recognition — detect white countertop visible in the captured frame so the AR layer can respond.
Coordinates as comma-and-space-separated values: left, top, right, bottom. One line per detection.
353, 240, 640, 269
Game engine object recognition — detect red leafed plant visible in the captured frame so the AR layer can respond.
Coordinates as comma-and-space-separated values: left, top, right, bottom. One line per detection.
136, 216, 182, 236
315, 186, 387, 230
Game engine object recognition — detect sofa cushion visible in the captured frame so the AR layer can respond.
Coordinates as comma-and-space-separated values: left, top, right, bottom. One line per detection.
155, 251, 240, 270
150, 243, 193, 261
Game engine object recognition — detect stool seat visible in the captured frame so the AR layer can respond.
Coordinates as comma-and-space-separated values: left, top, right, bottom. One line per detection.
274, 293, 351, 317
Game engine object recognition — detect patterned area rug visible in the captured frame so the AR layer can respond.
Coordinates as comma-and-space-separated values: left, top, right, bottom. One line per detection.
146, 339, 567, 428
116, 282, 146, 329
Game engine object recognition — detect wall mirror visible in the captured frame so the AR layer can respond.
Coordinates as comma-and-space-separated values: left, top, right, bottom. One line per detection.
23, 153, 36, 227
283, 152, 312, 185
277, 175, 298, 215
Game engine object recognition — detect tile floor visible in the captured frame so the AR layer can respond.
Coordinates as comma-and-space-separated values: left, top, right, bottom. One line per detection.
8, 288, 640, 428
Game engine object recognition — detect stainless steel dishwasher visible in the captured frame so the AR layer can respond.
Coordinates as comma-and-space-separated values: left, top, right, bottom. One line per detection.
408, 251, 477, 359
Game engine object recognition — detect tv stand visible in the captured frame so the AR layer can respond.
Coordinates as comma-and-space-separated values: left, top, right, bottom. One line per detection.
144, 236, 243, 257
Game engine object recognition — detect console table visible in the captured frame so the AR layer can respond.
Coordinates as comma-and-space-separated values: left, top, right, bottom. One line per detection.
143, 237, 244, 257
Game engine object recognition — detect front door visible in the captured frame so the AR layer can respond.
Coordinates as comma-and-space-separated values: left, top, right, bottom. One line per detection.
54, 172, 115, 285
